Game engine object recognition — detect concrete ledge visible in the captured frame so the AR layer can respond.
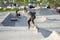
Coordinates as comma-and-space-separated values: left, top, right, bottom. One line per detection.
0, 27, 38, 32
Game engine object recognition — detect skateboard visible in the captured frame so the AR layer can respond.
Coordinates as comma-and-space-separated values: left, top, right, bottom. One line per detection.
32, 24, 39, 31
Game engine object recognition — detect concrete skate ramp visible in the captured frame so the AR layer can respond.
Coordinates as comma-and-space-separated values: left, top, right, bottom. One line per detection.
1, 14, 16, 26
42, 31, 60, 40
40, 9, 59, 15
47, 31, 60, 40
1, 13, 28, 26
38, 28, 52, 38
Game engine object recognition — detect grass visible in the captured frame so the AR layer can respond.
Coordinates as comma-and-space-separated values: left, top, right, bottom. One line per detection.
0, 7, 60, 14
0, 8, 24, 12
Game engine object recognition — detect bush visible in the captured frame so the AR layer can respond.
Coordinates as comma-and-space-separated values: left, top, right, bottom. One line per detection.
0, 8, 24, 12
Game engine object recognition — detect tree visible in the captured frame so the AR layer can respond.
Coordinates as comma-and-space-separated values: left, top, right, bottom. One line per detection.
24, 0, 28, 6
42, 0, 46, 4
54, 0, 60, 7
1, 0, 4, 5
14, 0, 20, 4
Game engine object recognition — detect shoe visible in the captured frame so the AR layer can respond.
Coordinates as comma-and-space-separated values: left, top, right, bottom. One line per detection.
28, 26, 30, 29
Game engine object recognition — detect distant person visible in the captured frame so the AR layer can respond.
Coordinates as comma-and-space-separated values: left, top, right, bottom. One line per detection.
47, 5, 50, 9
24, 6, 28, 12
14, 3, 16, 7
16, 10, 21, 18
28, 5, 35, 9
27, 10, 37, 29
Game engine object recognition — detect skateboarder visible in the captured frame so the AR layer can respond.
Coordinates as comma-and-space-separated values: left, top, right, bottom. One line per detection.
27, 10, 37, 29
16, 10, 21, 18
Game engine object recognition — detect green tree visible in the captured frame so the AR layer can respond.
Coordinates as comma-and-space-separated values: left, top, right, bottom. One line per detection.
48, 0, 54, 3
55, 0, 60, 7
14, 0, 20, 4
0, 0, 4, 5
41, 0, 46, 4
24, 0, 28, 6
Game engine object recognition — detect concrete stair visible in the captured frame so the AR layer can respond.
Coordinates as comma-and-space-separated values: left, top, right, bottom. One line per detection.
0, 27, 37, 31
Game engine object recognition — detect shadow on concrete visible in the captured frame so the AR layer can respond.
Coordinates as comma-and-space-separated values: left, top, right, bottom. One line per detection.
46, 27, 60, 35
47, 27, 60, 29
48, 19, 60, 21
38, 28, 52, 38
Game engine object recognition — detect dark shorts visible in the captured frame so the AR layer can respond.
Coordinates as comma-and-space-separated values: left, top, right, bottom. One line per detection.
31, 16, 36, 20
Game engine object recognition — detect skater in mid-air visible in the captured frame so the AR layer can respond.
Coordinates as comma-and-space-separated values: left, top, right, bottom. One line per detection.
16, 10, 21, 18
27, 9, 37, 29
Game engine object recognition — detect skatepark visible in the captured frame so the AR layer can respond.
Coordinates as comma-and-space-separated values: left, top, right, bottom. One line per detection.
0, 8, 60, 40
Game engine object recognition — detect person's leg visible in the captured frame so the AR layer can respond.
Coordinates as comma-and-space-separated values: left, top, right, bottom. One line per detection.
31, 16, 39, 30
32, 17, 39, 29
28, 18, 31, 29
32, 17, 38, 28
32, 17, 35, 25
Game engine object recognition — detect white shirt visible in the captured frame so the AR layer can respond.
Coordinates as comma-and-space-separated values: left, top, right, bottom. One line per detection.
26, 11, 31, 20
17, 11, 20, 14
